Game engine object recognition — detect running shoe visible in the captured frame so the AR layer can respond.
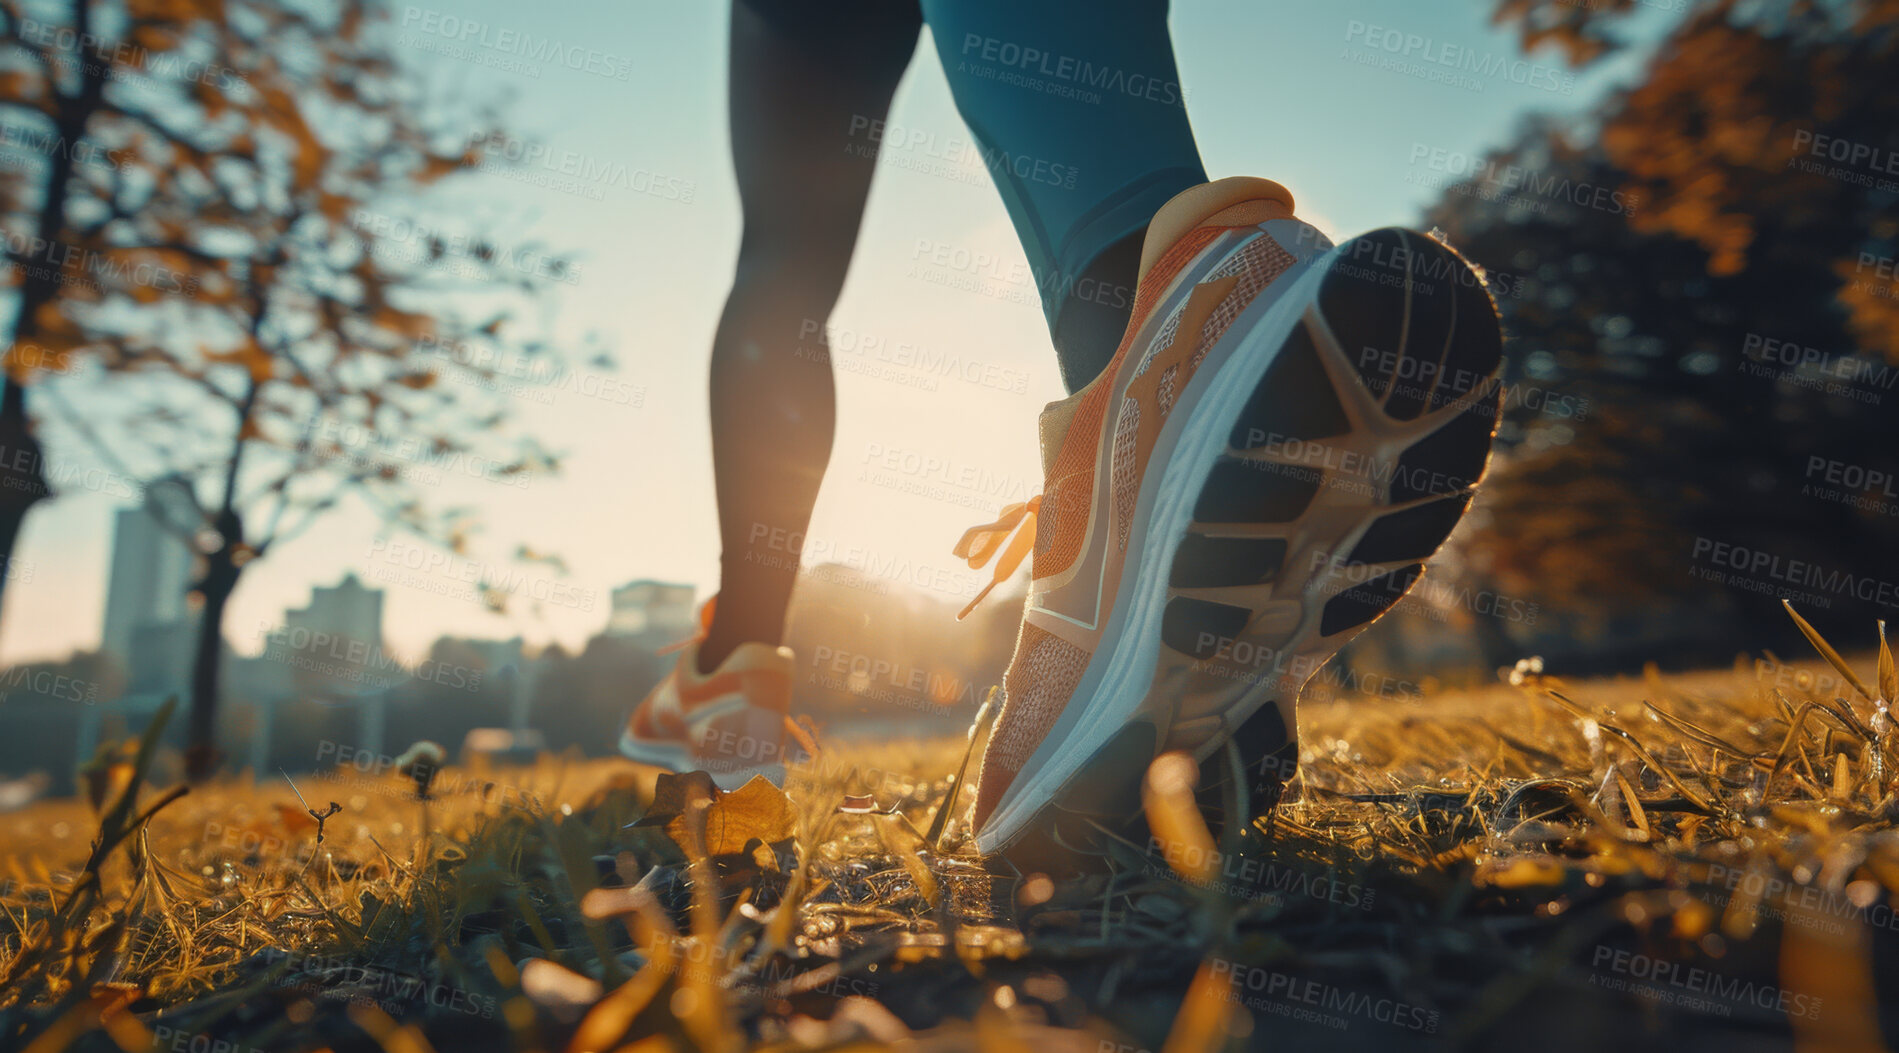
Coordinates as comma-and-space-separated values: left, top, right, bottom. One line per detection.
619, 600, 801, 789
954, 176, 1504, 863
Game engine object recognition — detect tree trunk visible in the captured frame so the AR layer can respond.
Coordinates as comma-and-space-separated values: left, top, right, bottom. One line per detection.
0, 382, 51, 619
184, 518, 244, 782
0, 1, 111, 636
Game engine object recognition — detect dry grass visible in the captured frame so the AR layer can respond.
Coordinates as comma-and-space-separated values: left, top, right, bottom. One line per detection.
4, 609, 1899, 1052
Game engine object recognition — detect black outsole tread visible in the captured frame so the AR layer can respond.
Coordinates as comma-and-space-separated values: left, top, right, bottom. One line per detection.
1319, 563, 1425, 637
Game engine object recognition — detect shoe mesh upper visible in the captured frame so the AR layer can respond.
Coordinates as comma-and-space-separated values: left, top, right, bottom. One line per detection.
1111, 396, 1141, 553
1196, 236, 1297, 369
972, 621, 1092, 830
1032, 226, 1227, 583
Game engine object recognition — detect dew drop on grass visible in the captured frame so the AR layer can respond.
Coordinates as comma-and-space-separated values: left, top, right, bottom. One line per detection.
1017, 875, 1053, 907
670, 987, 699, 1017
1846, 879, 1881, 908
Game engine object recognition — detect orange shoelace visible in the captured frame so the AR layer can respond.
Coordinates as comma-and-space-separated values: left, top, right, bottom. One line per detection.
951, 495, 1040, 620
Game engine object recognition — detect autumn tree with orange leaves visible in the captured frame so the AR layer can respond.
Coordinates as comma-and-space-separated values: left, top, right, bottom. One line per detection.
1424, 0, 1899, 658
5, 0, 574, 778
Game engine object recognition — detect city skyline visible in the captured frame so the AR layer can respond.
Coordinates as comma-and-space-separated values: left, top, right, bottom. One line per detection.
93, 484, 704, 692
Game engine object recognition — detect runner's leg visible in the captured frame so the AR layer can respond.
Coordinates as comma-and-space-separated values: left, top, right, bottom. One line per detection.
702, 0, 924, 670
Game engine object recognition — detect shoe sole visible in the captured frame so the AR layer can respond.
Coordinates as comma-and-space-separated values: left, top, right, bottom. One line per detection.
617, 727, 787, 791
979, 227, 1503, 862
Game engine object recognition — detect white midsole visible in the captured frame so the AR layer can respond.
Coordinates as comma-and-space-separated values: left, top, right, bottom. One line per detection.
977, 239, 1350, 855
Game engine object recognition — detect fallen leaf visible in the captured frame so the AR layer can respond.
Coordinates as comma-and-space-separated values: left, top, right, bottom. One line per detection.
631, 772, 795, 858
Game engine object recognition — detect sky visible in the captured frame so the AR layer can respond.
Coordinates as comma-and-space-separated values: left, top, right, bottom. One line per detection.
0, 0, 1676, 665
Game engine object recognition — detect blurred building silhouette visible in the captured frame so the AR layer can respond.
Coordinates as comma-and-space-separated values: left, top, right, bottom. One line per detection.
605, 579, 695, 640
100, 479, 197, 686
284, 572, 385, 657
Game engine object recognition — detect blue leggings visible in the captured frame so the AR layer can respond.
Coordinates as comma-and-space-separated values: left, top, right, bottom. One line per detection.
917, 0, 1208, 344
701, 0, 1205, 662
735, 0, 1208, 388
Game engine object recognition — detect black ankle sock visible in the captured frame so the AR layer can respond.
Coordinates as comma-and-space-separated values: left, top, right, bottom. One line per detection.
697, 567, 794, 675
1051, 230, 1146, 393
